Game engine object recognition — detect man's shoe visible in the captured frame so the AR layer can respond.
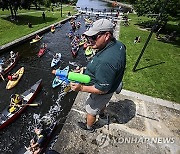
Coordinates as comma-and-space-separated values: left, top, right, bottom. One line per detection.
98, 114, 109, 125
77, 122, 95, 133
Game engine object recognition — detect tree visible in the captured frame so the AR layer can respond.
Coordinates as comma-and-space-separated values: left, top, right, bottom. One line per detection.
134, 0, 180, 28
0, 0, 32, 19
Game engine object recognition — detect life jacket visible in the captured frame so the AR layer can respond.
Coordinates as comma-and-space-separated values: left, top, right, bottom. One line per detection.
11, 94, 21, 105
8, 75, 13, 80
37, 134, 44, 139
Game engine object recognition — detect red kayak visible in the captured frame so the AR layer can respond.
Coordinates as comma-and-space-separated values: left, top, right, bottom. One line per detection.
38, 48, 46, 57
38, 45, 47, 57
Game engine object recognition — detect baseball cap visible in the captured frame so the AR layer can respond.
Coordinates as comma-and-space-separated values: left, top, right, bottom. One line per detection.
84, 19, 114, 36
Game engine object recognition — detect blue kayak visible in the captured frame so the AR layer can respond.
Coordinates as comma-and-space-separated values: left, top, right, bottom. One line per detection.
52, 66, 69, 88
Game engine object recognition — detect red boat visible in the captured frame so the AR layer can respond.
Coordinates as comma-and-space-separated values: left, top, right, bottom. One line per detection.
0, 52, 19, 79
0, 79, 42, 130
38, 45, 47, 57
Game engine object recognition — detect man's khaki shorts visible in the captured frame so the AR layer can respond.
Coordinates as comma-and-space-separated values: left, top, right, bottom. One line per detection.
85, 93, 113, 116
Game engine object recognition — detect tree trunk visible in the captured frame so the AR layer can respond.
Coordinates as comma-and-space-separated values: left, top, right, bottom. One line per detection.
14, 9, 17, 20
9, 4, 14, 19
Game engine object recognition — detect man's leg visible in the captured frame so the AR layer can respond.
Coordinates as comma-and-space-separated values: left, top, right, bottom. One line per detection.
87, 113, 96, 128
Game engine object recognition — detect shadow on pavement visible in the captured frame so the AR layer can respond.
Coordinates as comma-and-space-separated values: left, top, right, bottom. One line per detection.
107, 99, 136, 124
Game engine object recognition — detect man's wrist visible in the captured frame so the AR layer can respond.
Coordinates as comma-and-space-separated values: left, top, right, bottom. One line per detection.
80, 84, 83, 91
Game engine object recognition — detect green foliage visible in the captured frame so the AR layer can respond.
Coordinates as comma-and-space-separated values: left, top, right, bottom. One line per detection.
134, 0, 180, 18
120, 14, 180, 103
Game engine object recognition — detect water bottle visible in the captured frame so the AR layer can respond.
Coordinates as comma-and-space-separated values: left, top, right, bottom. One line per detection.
68, 72, 91, 84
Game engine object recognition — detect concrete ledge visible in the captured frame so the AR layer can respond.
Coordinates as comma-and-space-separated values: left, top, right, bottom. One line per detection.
121, 89, 180, 110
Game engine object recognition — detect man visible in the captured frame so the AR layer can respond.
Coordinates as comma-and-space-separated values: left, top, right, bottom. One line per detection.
70, 19, 126, 132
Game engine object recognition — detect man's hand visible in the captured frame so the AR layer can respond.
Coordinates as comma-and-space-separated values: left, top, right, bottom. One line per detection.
70, 82, 83, 92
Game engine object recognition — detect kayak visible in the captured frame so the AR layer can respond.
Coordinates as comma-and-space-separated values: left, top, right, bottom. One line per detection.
51, 28, 55, 33
38, 45, 47, 57
52, 66, 69, 88
6, 67, 24, 90
79, 39, 87, 46
51, 53, 62, 67
85, 46, 93, 56
0, 79, 42, 130
0, 52, 19, 79
24, 121, 57, 154
30, 36, 43, 44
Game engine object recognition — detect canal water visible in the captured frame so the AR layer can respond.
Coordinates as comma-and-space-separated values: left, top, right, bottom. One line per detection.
0, 0, 122, 153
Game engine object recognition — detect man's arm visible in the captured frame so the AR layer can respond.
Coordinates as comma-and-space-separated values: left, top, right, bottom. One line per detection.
70, 83, 106, 94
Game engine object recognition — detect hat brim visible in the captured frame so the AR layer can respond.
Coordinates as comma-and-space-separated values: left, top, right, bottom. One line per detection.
83, 29, 99, 36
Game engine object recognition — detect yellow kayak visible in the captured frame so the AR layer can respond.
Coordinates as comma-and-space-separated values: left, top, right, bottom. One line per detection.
51, 28, 55, 33
30, 36, 43, 44
6, 67, 24, 90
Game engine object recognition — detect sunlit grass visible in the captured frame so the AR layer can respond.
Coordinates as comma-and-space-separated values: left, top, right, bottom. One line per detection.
120, 14, 180, 103
0, 5, 77, 46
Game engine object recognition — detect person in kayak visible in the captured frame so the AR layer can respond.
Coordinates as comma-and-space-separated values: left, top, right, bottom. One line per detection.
42, 43, 47, 49
51, 25, 55, 30
9, 94, 23, 113
53, 53, 59, 59
7, 73, 19, 81
70, 19, 126, 133
35, 34, 40, 40
26, 128, 46, 154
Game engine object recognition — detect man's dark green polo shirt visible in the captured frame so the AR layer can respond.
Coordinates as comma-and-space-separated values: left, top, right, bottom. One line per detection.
85, 39, 126, 94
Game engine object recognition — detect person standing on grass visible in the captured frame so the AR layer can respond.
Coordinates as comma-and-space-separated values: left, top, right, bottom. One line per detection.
70, 19, 126, 132
42, 12, 45, 21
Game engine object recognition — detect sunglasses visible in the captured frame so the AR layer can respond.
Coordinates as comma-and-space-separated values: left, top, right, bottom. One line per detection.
88, 32, 106, 41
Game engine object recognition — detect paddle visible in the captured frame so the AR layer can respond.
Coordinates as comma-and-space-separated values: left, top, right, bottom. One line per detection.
9, 103, 40, 113
21, 103, 40, 107
0, 73, 5, 81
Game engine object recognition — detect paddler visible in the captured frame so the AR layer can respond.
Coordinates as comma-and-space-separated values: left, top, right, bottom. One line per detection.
35, 34, 40, 40
26, 128, 46, 154
8, 73, 19, 81
9, 94, 22, 113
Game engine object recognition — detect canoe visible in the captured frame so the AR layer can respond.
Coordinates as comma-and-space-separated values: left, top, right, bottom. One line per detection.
52, 66, 69, 88
0, 52, 19, 79
0, 79, 42, 130
51, 53, 62, 67
30, 36, 43, 44
6, 67, 24, 90
24, 121, 57, 154
38, 45, 47, 57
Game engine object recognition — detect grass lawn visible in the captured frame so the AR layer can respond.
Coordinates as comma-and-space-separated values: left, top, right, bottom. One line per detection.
120, 14, 180, 103
0, 5, 77, 46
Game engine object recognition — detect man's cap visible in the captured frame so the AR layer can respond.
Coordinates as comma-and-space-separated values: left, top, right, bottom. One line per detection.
84, 19, 114, 36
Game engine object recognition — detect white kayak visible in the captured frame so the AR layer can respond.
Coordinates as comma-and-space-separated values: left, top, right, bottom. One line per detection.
51, 53, 62, 67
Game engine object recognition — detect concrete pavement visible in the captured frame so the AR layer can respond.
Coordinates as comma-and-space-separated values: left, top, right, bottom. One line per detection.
52, 91, 180, 154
